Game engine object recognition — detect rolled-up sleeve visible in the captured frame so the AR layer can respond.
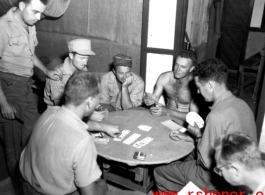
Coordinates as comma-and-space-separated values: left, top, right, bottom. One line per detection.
44, 78, 64, 103
73, 137, 101, 187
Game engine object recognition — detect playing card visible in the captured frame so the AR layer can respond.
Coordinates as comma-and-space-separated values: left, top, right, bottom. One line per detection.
138, 125, 152, 132
133, 142, 143, 148
123, 133, 141, 145
94, 138, 109, 144
133, 137, 153, 148
113, 129, 130, 141
161, 120, 183, 131
178, 127, 187, 133
186, 112, 204, 128
94, 132, 104, 138
145, 126, 152, 131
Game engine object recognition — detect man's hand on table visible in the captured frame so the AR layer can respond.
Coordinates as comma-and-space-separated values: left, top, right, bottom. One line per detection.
143, 92, 158, 106
105, 124, 120, 138
150, 103, 170, 117
170, 130, 194, 142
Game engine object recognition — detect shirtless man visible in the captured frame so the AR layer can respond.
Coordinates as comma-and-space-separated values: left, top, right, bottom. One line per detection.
144, 50, 198, 120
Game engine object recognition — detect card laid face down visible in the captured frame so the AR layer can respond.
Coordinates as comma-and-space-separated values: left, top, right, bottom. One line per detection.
123, 133, 141, 145
138, 125, 152, 132
133, 137, 153, 149
114, 129, 130, 141
161, 120, 183, 131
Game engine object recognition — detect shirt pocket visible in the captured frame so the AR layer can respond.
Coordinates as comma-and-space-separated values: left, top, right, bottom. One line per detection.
8, 35, 31, 57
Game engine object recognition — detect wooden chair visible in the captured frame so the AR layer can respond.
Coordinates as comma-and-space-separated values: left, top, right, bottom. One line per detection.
237, 49, 265, 100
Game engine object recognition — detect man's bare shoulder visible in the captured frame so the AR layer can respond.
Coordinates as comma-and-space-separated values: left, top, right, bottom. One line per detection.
157, 71, 174, 83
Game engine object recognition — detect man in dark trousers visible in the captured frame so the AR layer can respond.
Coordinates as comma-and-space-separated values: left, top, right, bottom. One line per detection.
154, 58, 257, 192
0, 0, 61, 188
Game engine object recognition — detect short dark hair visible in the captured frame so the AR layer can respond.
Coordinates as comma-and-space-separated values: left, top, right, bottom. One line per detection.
64, 71, 100, 106
194, 58, 228, 85
20, 0, 48, 5
177, 50, 197, 67
215, 132, 263, 170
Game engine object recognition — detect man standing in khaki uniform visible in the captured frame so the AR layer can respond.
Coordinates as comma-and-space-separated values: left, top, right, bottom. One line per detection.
0, 0, 61, 184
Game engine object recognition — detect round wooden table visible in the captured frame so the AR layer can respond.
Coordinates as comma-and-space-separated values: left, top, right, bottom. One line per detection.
95, 108, 195, 194
96, 109, 194, 166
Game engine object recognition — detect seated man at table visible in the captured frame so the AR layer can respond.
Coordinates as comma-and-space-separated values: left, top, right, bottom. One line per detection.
44, 38, 108, 121
144, 50, 202, 121
100, 54, 145, 111
20, 71, 119, 195
214, 132, 265, 194
154, 58, 257, 192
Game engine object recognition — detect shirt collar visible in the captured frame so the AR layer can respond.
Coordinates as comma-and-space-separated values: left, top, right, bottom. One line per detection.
211, 90, 233, 110
59, 106, 89, 131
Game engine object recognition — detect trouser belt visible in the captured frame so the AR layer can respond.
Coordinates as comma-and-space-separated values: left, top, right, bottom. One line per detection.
0, 72, 31, 82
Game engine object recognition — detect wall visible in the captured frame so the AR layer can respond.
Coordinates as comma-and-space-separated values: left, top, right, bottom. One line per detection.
35, 0, 143, 74
0, 0, 215, 72
186, 0, 222, 63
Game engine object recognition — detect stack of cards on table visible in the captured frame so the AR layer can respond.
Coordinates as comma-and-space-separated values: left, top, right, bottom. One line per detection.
114, 129, 130, 141
94, 132, 103, 138
93, 132, 109, 144
138, 125, 152, 131
94, 137, 109, 144
133, 137, 153, 148
133, 151, 147, 161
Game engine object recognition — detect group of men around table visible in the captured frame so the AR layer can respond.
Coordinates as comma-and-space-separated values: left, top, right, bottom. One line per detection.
0, 0, 263, 195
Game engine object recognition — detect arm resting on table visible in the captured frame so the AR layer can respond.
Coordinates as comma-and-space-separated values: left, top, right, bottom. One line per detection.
87, 120, 120, 137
